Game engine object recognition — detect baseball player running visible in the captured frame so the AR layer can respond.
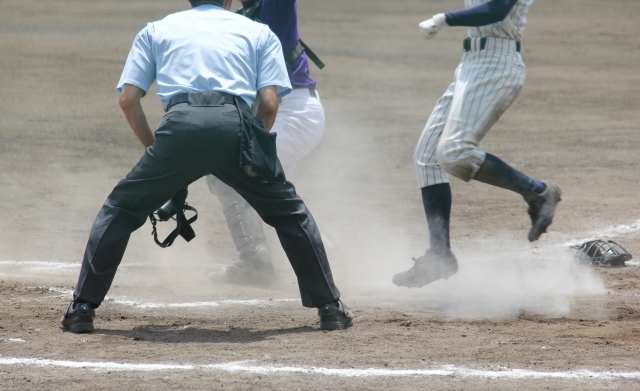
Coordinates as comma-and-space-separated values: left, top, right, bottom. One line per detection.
61, 0, 352, 333
393, 0, 562, 288
206, 0, 326, 286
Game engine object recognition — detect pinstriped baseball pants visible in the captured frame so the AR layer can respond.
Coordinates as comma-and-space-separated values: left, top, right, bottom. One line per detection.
414, 37, 526, 188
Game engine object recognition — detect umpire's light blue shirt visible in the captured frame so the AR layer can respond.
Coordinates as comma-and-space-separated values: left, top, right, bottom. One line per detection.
116, 5, 291, 110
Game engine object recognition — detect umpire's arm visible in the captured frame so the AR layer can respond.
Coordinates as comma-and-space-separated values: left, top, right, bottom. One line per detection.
256, 85, 278, 131
119, 84, 154, 148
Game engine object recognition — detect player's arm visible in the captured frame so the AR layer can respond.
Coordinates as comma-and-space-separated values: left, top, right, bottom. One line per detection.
119, 84, 154, 148
255, 26, 292, 129
445, 0, 518, 26
256, 85, 278, 132
420, 0, 518, 40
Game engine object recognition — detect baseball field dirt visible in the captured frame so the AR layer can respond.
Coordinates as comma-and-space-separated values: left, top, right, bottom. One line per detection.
1, 1, 640, 390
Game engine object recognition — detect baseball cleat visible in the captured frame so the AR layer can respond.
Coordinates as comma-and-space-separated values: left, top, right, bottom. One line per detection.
317, 300, 353, 330
225, 259, 276, 287
61, 301, 95, 333
525, 181, 562, 242
392, 248, 459, 288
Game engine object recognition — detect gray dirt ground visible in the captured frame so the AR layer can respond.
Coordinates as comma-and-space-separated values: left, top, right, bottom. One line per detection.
1, 0, 640, 390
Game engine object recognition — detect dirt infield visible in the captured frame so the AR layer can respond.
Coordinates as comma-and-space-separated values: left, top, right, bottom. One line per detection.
1, 0, 640, 390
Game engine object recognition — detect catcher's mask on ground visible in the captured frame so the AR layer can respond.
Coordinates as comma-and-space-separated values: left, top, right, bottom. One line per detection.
570, 239, 632, 267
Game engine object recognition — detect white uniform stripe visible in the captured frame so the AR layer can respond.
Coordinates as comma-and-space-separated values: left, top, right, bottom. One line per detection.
464, 51, 496, 130
425, 99, 451, 182
478, 54, 520, 132
427, 93, 453, 183
479, 56, 512, 119
414, 81, 455, 187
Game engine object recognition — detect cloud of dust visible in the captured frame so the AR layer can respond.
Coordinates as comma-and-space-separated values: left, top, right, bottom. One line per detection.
277, 99, 610, 321
326, 220, 608, 319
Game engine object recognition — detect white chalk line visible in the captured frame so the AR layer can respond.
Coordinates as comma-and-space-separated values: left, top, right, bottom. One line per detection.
44, 287, 297, 309
0, 260, 148, 270
0, 260, 80, 269
0, 357, 639, 380
565, 219, 640, 247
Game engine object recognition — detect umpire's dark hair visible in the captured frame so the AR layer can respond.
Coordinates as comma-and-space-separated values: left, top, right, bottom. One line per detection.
190, 0, 224, 7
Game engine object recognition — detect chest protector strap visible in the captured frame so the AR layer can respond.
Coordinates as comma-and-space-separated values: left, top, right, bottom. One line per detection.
236, 1, 325, 70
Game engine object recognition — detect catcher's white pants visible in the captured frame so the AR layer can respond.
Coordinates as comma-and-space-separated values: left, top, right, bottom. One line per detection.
272, 87, 325, 177
414, 37, 526, 188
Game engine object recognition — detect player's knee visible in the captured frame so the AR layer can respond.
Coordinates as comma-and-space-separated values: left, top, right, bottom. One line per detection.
436, 141, 483, 182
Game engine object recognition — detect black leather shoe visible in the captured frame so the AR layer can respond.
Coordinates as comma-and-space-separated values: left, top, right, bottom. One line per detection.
61, 301, 95, 333
317, 300, 353, 330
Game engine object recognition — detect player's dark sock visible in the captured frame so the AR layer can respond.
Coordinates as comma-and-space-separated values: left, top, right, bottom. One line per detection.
474, 153, 545, 198
421, 183, 452, 251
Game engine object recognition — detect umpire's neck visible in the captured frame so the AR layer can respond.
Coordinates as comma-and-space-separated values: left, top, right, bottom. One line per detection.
189, 0, 230, 9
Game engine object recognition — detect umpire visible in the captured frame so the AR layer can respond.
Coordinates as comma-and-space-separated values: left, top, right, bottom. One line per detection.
61, 0, 352, 333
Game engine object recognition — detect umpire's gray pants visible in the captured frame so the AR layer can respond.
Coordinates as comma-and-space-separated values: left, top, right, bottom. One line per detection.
74, 102, 340, 308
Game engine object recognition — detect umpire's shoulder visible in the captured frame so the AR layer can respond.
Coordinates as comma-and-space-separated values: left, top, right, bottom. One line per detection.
228, 8, 267, 30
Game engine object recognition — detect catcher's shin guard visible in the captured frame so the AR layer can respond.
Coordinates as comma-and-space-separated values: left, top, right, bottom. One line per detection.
206, 176, 274, 285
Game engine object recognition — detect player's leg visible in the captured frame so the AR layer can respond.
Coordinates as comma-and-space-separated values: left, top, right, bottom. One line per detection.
205, 105, 349, 328
72, 151, 201, 307
209, 159, 351, 329
436, 51, 561, 242
205, 88, 325, 286
212, 169, 341, 307
473, 154, 561, 241
204, 105, 350, 328
393, 79, 460, 288
236, 183, 341, 308
64, 105, 225, 332
206, 175, 274, 285
413, 77, 457, 254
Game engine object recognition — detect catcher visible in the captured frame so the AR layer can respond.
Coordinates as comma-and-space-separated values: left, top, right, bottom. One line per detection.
206, 0, 327, 286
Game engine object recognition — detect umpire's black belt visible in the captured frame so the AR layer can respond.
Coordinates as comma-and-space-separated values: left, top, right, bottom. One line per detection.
166, 91, 250, 113
463, 37, 521, 53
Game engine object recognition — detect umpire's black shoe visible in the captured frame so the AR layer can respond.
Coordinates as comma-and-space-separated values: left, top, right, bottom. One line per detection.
392, 248, 459, 288
525, 181, 562, 242
318, 300, 353, 330
61, 301, 95, 333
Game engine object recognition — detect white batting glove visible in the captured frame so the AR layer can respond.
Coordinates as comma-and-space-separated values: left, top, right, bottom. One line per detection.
419, 13, 447, 40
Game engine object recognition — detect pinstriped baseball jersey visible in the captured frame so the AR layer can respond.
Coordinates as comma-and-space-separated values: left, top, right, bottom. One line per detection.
466, 0, 533, 42
414, 2, 531, 188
